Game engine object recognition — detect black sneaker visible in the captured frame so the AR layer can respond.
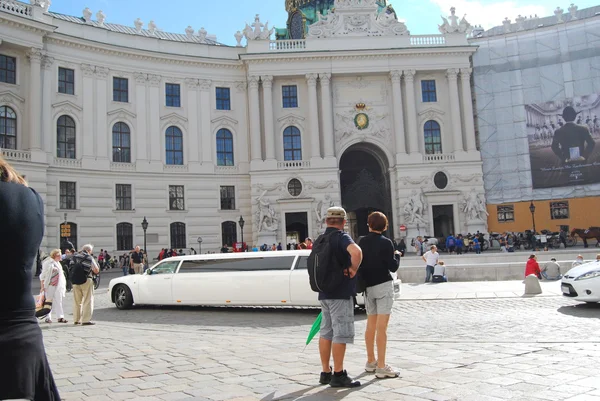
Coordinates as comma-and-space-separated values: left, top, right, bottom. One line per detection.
319, 368, 332, 385
330, 370, 361, 388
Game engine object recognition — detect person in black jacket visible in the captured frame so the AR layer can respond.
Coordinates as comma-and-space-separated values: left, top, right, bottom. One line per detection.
359, 212, 400, 379
0, 155, 61, 400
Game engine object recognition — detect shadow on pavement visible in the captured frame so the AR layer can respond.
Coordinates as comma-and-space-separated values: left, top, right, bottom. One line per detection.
261, 373, 377, 401
557, 302, 600, 318
92, 305, 367, 328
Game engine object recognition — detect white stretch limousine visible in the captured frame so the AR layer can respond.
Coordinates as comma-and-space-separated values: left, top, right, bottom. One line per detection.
108, 250, 370, 309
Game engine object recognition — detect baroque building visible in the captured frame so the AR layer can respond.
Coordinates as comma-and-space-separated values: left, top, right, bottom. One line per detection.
0, 0, 486, 254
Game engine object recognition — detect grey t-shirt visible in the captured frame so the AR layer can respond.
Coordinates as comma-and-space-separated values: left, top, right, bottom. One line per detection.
433, 264, 446, 276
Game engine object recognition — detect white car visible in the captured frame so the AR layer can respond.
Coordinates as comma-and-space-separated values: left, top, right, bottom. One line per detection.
561, 260, 600, 303
108, 250, 393, 310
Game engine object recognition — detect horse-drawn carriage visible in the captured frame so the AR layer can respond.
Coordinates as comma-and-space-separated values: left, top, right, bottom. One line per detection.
571, 227, 600, 248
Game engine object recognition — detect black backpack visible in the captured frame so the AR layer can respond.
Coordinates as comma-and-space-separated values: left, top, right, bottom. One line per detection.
70, 254, 91, 285
307, 230, 347, 293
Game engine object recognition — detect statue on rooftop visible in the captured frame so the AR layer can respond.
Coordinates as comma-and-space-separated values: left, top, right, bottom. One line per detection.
439, 7, 472, 35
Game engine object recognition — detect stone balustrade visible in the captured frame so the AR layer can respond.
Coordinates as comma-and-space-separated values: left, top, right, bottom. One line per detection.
410, 35, 446, 46
0, 0, 32, 17
277, 160, 311, 169
163, 164, 188, 172
53, 157, 82, 168
2, 149, 31, 161
423, 153, 456, 162
215, 166, 239, 174
269, 40, 307, 51
110, 162, 136, 172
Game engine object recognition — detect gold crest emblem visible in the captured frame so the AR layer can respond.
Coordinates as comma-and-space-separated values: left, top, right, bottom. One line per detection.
354, 103, 369, 130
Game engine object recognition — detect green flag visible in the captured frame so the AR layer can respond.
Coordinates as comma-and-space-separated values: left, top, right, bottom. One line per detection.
303, 312, 322, 351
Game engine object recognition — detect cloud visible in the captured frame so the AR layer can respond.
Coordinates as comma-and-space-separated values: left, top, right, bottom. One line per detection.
429, 0, 551, 29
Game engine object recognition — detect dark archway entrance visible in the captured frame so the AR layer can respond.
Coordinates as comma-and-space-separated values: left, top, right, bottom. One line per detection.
432, 205, 454, 238
340, 144, 393, 239
285, 212, 308, 245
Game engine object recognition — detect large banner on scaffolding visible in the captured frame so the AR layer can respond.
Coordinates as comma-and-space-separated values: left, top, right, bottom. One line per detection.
525, 94, 600, 189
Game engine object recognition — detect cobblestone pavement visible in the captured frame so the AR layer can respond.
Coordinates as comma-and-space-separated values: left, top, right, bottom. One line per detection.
41, 289, 600, 401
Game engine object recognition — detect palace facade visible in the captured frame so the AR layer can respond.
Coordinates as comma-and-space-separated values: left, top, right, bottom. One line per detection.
0, 0, 485, 254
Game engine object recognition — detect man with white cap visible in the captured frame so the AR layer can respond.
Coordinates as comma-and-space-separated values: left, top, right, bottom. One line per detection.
312, 206, 363, 388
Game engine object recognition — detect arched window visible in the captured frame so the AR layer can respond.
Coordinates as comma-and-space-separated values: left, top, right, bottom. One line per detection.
166, 126, 184, 165
283, 126, 302, 161
60, 222, 78, 251
170, 222, 186, 249
0, 106, 17, 150
112, 122, 131, 163
57, 115, 76, 159
221, 221, 237, 247
424, 120, 442, 155
116, 223, 133, 251
216, 128, 234, 166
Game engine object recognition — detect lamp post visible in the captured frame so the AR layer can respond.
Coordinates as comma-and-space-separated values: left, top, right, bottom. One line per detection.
529, 201, 536, 250
197, 237, 203, 254
141, 217, 148, 254
239, 216, 245, 247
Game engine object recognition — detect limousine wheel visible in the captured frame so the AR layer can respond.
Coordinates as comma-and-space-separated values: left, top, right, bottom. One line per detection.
114, 285, 133, 310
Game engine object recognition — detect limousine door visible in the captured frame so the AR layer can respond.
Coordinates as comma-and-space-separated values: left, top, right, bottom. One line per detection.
289, 256, 320, 306
137, 260, 179, 304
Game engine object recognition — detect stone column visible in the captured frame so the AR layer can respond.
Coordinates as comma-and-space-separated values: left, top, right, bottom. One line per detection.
41, 55, 54, 154
81, 64, 96, 158
403, 70, 419, 154
306, 73, 321, 159
460, 68, 478, 151
389, 167, 400, 240
185, 78, 200, 164
261, 75, 275, 160
447, 68, 464, 153
199, 79, 213, 164
147, 74, 161, 161
27, 48, 43, 150
320, 73, 335, 158
248, 76, 262, 161
390, 70, 406, 155
134, 73, 148, 161
95, 67, 109, 159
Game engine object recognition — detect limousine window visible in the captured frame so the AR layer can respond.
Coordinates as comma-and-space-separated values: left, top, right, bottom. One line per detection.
178, 257, 296, 273
152, 261, 179, 275
296, 256, 308, 270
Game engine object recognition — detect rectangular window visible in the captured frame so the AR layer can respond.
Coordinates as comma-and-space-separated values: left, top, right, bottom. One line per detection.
220, 186, 236, 210
0, 55, 16, 84
58, 67, 75, 95
59, 181, 76, 210
421, 80, 437, 102
169, 185, 185, 211
282, 85, 298, 108
113, 77, 129, 102
166, 83, 181, 107
216, 87, 231, 110
550, 201, 569, 220
497, 205, 515, 223
116, 184, 132, 211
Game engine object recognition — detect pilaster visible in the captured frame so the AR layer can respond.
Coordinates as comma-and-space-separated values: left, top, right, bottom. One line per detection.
135, 72, 148, 162
199, 79, 213, 165
447, 68, 464, 153
185, 78, 200, 165
248, 75, 262, 162
81, 64, 96, 159
95, 67, 109, 161
41, 55, 54, 156
390, 70, 407, 157
460, 68, 477, 152
147, 74, 161, 162
261, 75, 275, 161
27, 48, 43, 151
320, 73, 335, 158
306, 73, 321, 160
403, 70, 419, 155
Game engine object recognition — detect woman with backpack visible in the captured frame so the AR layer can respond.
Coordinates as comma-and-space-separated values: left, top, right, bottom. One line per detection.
358, 212, 401, 379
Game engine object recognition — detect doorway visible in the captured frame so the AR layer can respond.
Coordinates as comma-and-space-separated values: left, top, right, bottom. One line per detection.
340, 143, 393, 239
286, 212, 308, 245
432, 205, 454, 238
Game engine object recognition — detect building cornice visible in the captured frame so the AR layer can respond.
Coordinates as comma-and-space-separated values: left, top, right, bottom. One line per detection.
0, 13, 57, 36
44, 35, 244, 70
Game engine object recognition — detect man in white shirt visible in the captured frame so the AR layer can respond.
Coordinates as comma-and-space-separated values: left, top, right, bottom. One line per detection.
422, 245, 439, 283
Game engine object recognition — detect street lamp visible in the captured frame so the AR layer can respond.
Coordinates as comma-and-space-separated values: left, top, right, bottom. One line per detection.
141, 217, 148, 254
197, 237, 203, 254
529, 201, 537, 250
239, 216, 245, 246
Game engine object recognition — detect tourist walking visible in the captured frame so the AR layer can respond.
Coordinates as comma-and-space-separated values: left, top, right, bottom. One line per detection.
71, 244, 100, 325
130, 246, 144, 274
40, 249, 68, 323
422, 245, 440, 283
310, 207, 363, 388
0, 155, 61, 400
359, 212, 400, 379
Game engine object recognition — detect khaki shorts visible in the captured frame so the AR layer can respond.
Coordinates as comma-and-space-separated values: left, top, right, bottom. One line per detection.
319, 298, 355, 344
365, 281, 394, 315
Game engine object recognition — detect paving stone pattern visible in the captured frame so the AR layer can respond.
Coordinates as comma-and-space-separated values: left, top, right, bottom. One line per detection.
40, 290, 600, 401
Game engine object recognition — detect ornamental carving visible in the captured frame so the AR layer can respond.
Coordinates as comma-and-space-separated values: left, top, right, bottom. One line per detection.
134, 72, 147, 84
235, 81, 247, 93
95, 66, 109, 79
438, 7, 472, 35
27, 48, 44, 63
185, 78, 199, 89
199, 79, 212, 91
41, 55, 54, 70
147, 74, 161, 86
335, 105, 390, 144
308, 0, 408, 38
243, 14, 274, 41
81, 63, 95, 77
